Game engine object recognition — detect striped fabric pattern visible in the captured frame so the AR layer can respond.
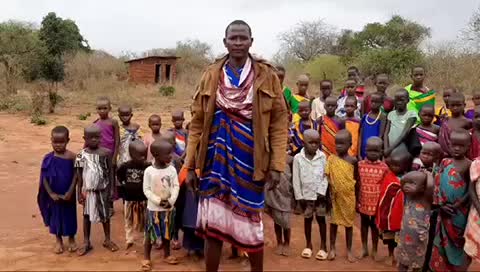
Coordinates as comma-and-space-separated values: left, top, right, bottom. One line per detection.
145, 209, 176, 243
415, 126, 438, 145
289, 119, 318, 153
321, 116, 341, 157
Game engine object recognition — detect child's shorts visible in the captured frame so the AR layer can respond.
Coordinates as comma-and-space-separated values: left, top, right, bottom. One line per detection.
380, 231, 398, 247
145, 209, 176, 243
300, 197, 327, 218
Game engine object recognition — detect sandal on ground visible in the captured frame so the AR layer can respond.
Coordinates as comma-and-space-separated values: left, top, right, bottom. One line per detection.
141, 260, 152, 271
67, 242, 78, 253
164, 256, 179, 265
301, 248, 313, 259
77, 244, 93, 256
102, 240, 119, 252
315, 250, 328, 261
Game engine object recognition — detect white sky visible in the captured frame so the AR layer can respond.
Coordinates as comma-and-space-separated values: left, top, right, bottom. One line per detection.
2, 0, 479, 58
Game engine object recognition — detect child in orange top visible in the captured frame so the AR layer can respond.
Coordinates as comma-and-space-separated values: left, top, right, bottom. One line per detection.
344, 96, 360, 157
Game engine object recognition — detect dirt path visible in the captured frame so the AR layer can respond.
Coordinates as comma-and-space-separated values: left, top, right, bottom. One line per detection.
0, 112, 477, 271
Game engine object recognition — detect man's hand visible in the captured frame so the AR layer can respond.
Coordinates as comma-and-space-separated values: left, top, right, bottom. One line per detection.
186, 169, 199, 191
267, 170, 281, 191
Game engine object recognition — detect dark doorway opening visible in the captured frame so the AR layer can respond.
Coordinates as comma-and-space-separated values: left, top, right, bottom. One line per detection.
155, 64, 162, 83
165, 64, 171, 82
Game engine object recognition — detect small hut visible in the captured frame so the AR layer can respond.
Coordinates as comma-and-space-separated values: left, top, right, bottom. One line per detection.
126, 56, 179, 84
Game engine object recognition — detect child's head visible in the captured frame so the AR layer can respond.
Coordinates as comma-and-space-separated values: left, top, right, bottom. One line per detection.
150, 140, 173, 165
335, 129, 352, 156
320, 80, 333, 99
473, 90, 480, 107
129, 140, 147, 164
298, 100, 311, 120
148, 114, 162, 134
160, 131, 176, 150
51, 126, 70, 154
370, 92, 383, 113
345, 79, 357, 96
171, 110, 185, 130
387, 146, 411, 175
96, 96, 111, 120
365, 136, 383, 162
448, 92, 466, 117
419, 104, 435, 126
324, 96, 338, 117
118, 105, 133, 126
450, 128, 471, 159
83, 125, 101, 149
401, 171, 427, 197
419, 141, 441, 168
275, 66, 285, 85
411, 65, 426, 87
375, 73, 389, 93
347, 66, 360, 80
474, 106, 480, 130
394, 88, 409, 112
303, 129, 320, 156
442, 87, 458, 108
296, 74, 309, 95
344, 96, 357, 117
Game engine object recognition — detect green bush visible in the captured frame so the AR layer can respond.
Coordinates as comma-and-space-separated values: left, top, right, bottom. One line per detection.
31, 114, 47, 125
159, 85, 175, 96
304, 55, 346, 84
78, 112, 91, 120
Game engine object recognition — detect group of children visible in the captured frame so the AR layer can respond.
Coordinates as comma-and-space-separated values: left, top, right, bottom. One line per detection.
270, 64, 480, 271
37, 96, 199, 270
36, 63, 480, 272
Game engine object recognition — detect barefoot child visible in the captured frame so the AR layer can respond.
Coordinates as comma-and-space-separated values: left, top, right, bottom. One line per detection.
376, 147, 410, 266
344, 96, 360, 157
429, 129, 472, 271
292, 129, 328, 260
415, 104, 439, 145
117, 105, 141, 165
471, 106, 480, 159
94, 97, 120, 165
465, 90, 480, 120
359, 92, 387, 159
143, 114, 162, 163
326, 130, 358, 262
358, 137, 389, 260
438, 93, 472, 157
362, 73, 394, 116
37, 126, 77, 254
337, 79, 361, 119
142, 140, 180, 270
266, 153, 293, 257
116, 140, 149, 249
464, 155, 480, 262
397, 171, 434, 272
311, 80, 332, 121
168, 110, 188, 157
321, 96, 345, 157
76, 125, 118, 256
384, 89, 418, 157
290, 100, 318, 154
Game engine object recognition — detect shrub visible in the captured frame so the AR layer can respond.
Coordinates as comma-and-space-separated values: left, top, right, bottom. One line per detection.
78, 112, 91, 120
159, 85, 175, 96
30, 114, 47, 125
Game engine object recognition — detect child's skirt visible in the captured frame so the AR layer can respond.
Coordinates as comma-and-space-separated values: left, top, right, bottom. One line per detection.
145, 209, 176, 243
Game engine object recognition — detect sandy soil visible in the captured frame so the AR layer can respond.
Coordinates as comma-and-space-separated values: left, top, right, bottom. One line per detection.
0, 111, 478, 271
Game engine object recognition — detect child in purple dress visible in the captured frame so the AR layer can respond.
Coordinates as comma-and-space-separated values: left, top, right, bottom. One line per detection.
38, 126, 77, 254
93, 97, 120, 164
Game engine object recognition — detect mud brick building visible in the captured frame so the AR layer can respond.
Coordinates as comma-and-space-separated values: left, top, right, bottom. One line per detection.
126, 56, 179, 84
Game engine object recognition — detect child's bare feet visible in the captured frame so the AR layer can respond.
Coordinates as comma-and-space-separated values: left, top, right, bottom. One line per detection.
77, 243, 92, 256
274, 245, 283, 256
384, 256, 397, 267
102, 240, 119, 252
327, 249, 336, 261
360, 248, 369, 259
371, 250, 380, 261
54, 242, 64, 254
347, 252, 357, 263
141, 260, 152, 271
282, 245, 291, 257
171, 240, 181, 250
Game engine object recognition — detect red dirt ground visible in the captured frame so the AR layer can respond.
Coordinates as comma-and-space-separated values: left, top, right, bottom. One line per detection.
1, 112, 478, 271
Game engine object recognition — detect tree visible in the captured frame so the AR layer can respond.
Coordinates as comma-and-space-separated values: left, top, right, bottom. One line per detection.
462, 7, 480, 53
278, 19, 337, 62
0, 21, 42, 93
338, 15, 430, 79
39, 12, 89, 112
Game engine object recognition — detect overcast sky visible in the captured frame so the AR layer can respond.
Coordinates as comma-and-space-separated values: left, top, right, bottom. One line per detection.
2, 0, 479, 58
